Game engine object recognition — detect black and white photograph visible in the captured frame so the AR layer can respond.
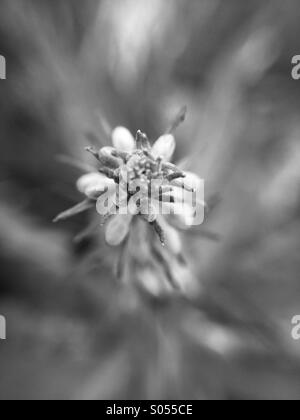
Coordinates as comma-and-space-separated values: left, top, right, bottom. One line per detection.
0, 0, 300, 402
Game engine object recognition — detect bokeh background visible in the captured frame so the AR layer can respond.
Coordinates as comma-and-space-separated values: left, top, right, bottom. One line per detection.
0, 0, 300, 400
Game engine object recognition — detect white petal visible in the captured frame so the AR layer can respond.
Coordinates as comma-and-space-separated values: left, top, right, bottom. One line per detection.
105, 214, 132, 246
112, 126, 135, 152
127, 197, 140, 216
160, 188, 198, 225
170, 260, 197, 292
183, 171, 203, 190
77, 173, 113, 195
137, 268, 172, 297
159, 217, 182, 255
173, 202, 194, 219
84, 186, 106, 199
152, 134, 176, 161
176, 200, 205, 227
85, 180, 116, 199
96, 190, 117, 217
159, 187, 187, 215
181, 210, 197, 226
168, 172, 205, 226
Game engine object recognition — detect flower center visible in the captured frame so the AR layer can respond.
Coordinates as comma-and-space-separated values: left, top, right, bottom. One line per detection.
126, 151, 164, 183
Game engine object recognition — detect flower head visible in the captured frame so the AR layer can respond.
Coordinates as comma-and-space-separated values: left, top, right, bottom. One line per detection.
54, 108, 208, 295
75, 123, 203, 245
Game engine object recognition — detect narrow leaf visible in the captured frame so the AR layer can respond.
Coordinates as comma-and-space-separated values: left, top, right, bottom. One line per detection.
167, 106, 188, 134
53, 199, 93, 223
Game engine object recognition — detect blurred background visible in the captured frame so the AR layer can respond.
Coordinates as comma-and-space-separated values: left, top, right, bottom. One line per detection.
0, 0, 300, 400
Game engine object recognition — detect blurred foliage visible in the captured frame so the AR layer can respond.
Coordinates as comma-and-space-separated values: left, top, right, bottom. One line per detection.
0, 0, 300, 400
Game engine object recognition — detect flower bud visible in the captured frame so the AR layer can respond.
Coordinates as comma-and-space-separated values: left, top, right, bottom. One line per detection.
98, 147, 123, 169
